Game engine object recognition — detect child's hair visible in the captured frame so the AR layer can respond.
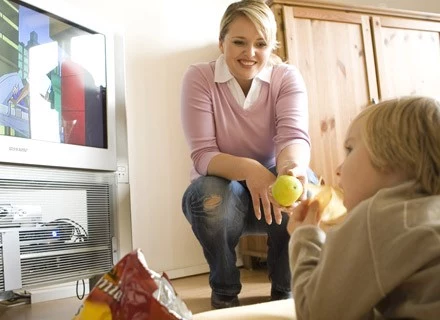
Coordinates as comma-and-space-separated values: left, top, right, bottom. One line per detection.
219, 0, 282, 65
354, 96, 440, 195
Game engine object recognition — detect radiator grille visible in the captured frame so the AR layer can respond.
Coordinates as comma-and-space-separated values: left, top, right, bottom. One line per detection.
21, 249, 111, 286
0, 164, 116, 290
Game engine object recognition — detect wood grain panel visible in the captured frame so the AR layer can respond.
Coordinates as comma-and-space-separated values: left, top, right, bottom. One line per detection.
283, 7, 377, 185
379, 16, 440, 32
292, 7, 363, 24
372, 16, 440, 100
272, 4, 288, 62
240, 235, 268, 269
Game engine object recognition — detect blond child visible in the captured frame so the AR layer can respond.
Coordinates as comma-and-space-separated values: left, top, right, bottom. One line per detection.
288, 96, 440, 319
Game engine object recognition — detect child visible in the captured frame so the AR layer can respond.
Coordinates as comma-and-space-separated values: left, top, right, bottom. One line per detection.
287, 96, 440, 319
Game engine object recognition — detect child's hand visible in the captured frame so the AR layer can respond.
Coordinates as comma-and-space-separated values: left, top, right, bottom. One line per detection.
287, 199, 321, 235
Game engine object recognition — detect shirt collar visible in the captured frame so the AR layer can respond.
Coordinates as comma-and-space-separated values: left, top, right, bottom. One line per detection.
214, 54, 272, 84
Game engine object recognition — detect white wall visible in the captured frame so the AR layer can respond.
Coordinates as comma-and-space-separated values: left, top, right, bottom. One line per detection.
57, 0, 440, 277
59, 0, 237, 276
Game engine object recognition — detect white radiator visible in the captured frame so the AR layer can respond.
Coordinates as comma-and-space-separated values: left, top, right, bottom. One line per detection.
0, 164, 116, 295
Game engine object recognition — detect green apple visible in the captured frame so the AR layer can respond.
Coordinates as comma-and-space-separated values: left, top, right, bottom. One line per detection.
272, 175, 303, 207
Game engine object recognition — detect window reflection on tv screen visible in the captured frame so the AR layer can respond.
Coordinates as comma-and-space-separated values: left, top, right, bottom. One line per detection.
0, 0, 107, 148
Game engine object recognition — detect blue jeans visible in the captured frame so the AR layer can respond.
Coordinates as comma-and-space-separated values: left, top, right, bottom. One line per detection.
181, 167, 318, 296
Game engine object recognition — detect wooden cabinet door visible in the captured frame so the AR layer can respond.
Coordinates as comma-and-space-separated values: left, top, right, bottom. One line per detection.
277, 6, 379, 185
372, 16, 440, 101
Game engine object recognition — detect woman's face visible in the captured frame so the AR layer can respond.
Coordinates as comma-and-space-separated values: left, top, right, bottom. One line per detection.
335, 118, 408, 211
219, 15, 272, 91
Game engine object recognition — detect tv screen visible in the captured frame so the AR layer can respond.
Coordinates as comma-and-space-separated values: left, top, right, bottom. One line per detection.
1, 0, 107, 147
0, 0, 117, 171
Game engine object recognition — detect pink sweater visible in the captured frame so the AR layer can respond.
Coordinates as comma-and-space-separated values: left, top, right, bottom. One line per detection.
181, 61, 310, 181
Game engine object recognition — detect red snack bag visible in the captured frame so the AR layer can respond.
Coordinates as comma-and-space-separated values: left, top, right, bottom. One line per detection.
73, 249, 192, 320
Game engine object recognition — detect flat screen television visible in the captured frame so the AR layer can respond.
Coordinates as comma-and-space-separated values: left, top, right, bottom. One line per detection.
0, 0, 117, 171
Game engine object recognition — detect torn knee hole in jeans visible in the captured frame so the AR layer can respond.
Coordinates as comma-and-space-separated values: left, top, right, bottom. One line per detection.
203, 195, 222, 210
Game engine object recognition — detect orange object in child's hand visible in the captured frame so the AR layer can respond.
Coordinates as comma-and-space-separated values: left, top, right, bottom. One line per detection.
287, 184, 347, 234
307, 184, 347, 231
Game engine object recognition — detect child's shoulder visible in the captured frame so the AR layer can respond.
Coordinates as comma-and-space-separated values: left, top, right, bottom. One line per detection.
368, 181, 440, 237
403, 194, 440, 230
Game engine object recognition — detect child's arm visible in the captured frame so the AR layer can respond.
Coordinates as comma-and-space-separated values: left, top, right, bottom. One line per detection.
289, 201, 383, 319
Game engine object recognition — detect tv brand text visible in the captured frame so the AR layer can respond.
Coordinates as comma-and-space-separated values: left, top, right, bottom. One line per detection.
9, 146, 28, 152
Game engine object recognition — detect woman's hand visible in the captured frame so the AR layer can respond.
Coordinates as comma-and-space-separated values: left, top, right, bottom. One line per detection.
245, 164, 279, 225
277, 162, 309, 201
287, 199, 321, 235
267, 183, 299, 220
265, 164, 309, 223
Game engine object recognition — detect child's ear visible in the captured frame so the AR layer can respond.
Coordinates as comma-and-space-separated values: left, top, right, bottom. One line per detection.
374, 162, 395, 174
382, 165, 413, 185
380, 165, 393, 174
381, 164, 401, 174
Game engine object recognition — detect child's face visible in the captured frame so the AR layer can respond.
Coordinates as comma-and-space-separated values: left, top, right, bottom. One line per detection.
336, 118, 407, 211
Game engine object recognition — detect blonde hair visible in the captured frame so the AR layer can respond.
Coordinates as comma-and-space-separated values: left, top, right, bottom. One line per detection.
219, 0, 282, 65
353, 96, 440, 195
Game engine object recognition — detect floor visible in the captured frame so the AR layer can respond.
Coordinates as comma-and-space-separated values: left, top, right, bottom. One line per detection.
0, 266, 271, 319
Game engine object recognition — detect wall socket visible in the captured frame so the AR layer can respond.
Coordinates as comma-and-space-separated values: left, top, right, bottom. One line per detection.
117, 165, 129, 184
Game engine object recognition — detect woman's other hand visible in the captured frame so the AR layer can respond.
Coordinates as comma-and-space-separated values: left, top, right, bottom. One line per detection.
266, 164, 308, 224
278, 162, 309, 201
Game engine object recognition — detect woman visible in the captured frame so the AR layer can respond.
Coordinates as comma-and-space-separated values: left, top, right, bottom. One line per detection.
181, 0, 315, 309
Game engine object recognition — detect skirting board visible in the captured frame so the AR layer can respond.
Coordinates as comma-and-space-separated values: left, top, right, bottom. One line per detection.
28, 280, 90, 304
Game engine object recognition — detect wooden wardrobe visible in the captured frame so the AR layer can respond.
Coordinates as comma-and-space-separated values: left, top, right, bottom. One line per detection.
240, 0, 440, 268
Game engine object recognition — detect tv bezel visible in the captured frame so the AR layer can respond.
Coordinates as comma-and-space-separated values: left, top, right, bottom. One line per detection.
0, 0, 117, 172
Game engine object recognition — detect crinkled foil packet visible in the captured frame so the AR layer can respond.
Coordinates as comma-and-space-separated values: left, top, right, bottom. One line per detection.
73, 249, 192, 320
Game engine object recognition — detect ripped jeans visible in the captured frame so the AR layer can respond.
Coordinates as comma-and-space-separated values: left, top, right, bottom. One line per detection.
181, 167, 318, 297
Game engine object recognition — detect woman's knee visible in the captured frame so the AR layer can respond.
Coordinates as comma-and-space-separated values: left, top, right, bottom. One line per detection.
182, 176, 230, 217
182, 176, 248, 222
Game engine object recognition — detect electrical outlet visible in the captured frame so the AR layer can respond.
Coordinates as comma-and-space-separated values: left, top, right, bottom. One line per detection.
117, 165, 129, 184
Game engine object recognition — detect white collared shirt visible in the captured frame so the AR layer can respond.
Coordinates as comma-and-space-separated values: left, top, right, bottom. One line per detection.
214, 55, 272, 109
